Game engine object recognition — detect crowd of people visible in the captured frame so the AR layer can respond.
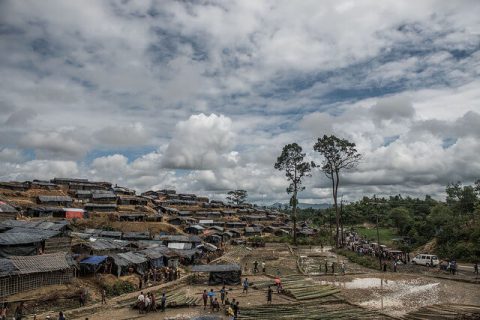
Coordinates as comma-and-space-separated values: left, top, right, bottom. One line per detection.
136, 290, 166, 314
139, 266, 181, 288
202, 286, 240, 319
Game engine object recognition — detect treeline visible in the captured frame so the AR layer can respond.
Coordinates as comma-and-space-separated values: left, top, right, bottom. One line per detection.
299, 181, 480, 261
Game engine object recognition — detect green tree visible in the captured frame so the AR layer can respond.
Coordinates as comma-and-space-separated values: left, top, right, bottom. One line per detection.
274, 143, 311, 245
389, 207, 413, 235
313, 135, 361, 247
226, 189, 248, 205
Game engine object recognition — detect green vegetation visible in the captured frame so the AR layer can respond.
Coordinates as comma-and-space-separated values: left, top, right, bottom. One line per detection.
334, 248, 383, 270
104, 280, 136, 296
296, 180, 480, 262
355, 226, 397, 246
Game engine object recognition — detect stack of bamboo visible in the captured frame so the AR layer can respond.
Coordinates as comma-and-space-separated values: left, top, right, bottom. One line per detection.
237, 301, 392, 319
402, 303, 480, 319
254, 275, 340, 301
165, 288, 200, 307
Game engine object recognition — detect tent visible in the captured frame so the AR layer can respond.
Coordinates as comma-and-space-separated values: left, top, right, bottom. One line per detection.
191, 264, 241, 285
79, 255, 111, 274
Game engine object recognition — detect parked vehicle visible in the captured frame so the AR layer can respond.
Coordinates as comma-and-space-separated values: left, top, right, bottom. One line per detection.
412, 254, 439, 266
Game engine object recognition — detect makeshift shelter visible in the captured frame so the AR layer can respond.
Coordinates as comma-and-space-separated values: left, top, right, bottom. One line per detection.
37, 195, 73, 206
0, 252, 74, 297
111, 251, 148, 276
72, 238, 129, 255
191, 264, 241, 285
79, 255, 113, 275
138, 247, 165, 268
0, 201, 18, 221
185, 224, 205, 235
0, 233, 45, 257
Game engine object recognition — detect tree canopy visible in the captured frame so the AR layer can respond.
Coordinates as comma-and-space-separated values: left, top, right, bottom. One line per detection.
226, 189, 248, 205
275, 143, 311, 244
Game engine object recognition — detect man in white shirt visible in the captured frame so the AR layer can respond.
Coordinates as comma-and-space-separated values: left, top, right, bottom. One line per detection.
137, 292, 145, 314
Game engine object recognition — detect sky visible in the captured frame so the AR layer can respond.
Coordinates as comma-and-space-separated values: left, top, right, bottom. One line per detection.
0, 0, 479, 204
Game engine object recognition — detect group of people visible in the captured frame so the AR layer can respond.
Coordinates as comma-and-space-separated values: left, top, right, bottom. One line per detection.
319, 260, 347, 275
201, 286, 240, 319
140, 267, 180, 288
136, 291, 166, 314
252, 260, 266, 273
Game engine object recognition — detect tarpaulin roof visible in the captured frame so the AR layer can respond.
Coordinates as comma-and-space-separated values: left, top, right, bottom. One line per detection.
112, 251, 148, 266
0, 258, 18, 277
0, 219, 68, 231
168, 242, 192, 250
170, 248, 199, 258
83, 238, 129, 251
0, 201, 17, 213
158, 235, 201, 243
38, 195, 72, 202
191, 264, 241, 273
0, 233, 46, 245
80, 255, 108, 265
122, 232, 150, 240
4, 227, 61, 238
138, 247, 165, 260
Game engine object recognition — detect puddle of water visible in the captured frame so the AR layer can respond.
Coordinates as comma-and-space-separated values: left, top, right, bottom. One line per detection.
313, 277, 442, 317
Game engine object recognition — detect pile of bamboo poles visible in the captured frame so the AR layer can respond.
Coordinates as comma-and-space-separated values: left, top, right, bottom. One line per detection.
237, 301, 392, 319
254, 275, 340, 301
402, 303, 480, 319
166, 288, 200, 308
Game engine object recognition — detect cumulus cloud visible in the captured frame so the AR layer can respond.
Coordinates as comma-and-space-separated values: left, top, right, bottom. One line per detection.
162, 113, 235, 170
1, 1, 480, 203
94, 122, 150, 146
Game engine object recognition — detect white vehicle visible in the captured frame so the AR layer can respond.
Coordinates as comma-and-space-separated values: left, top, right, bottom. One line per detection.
412, 254, 439, 267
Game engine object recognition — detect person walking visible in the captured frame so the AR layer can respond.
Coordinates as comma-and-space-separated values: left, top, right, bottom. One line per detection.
267, 286, 273, 304
393, 260, 397, 273
101, 288, 106, 305
220, 286, 226, 305
137, 291, 145, 314
242, 278, 249, 294
324, 260, 328, 274
79, 290, 86, 307
383, 261, 387, 272
253, 260, 259, 273
341, 261, 346, 275
208, 288, 216, 309
202, 289, 208, 310
150, 291, 156, 312
261, 261, 266, 273
161, 292, 166, 312
474, 262, 479, 276
233, 301, 240, 319
331, 262, 335, 274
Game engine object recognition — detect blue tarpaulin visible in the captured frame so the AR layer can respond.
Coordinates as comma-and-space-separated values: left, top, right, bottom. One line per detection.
80, 255, 108, 265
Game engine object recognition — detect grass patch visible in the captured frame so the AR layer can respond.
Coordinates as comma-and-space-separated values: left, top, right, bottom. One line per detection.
334, 248, 385, 271
355, 226, 397, 246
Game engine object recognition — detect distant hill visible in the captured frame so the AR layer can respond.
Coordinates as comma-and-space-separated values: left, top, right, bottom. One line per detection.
270, 202, 331, 210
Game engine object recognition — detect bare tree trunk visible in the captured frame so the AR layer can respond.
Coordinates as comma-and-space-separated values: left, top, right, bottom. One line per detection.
330, 173, 337, 246
292, 193, 297, 245
340, 199, 344, 246
334, 170, 340, 248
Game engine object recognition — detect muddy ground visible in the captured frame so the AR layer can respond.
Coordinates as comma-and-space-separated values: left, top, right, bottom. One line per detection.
25, 244, 480, 319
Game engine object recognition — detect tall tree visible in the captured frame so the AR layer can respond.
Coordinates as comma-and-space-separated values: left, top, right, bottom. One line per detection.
274, 143, 311, 245
226, 189, 248, 205
313, 135, 361, 247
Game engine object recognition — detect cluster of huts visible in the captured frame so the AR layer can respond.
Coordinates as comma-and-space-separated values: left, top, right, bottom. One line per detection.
0, 177, 315, 297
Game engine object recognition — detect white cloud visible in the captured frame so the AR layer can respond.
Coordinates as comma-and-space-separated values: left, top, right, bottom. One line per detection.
162, 113, 235, 170
0, 0, 479, 203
